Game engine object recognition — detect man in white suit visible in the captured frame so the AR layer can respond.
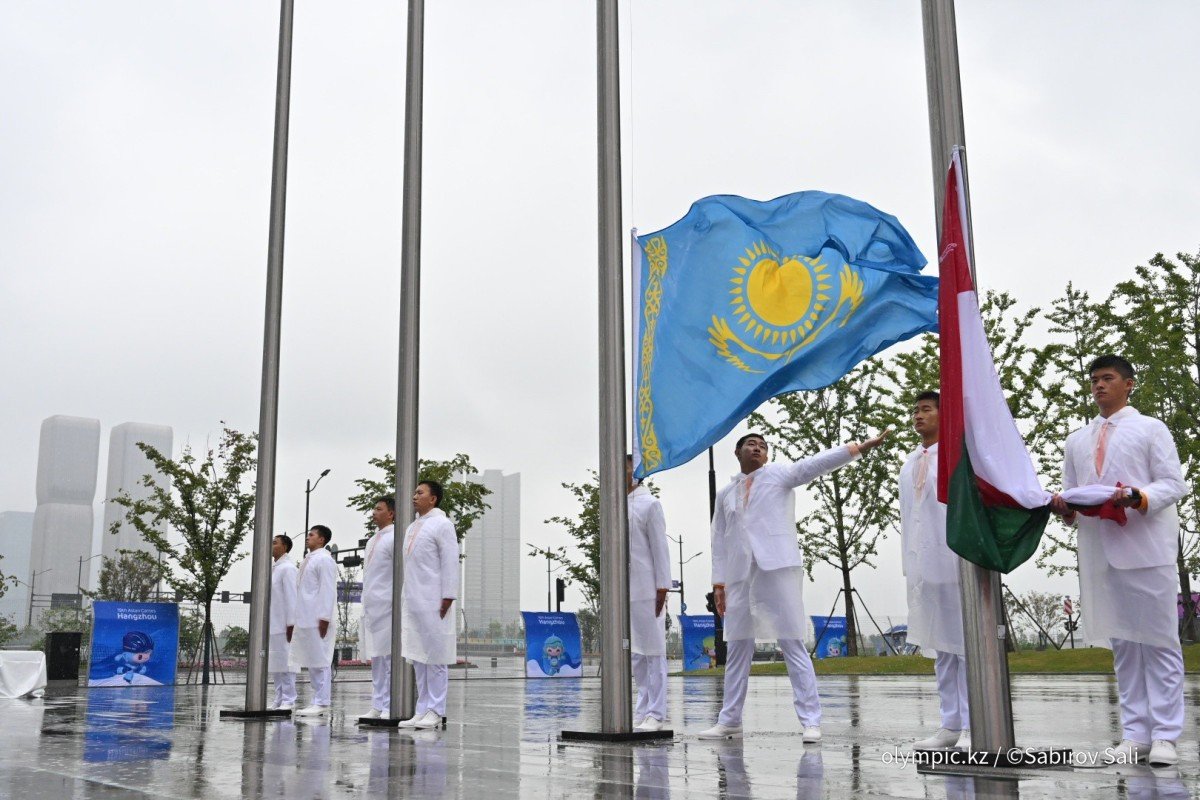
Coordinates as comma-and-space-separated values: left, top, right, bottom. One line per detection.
899, 391, 970, 751
1052, 355, 1187, 766
399, 480, 460, 729
361, 496, 396, 719
698, 430, 888, 741
293, 525, 339, 716
268, 533, 299, 711
626, 455, 673, 732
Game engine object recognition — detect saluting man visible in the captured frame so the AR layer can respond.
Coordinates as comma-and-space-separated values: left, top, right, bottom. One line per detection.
899, 391, 970, 751
1052, 355, 1187, 767
399, 480, 460, 729
293, 525, 339, 716
268, 533, 299, 711
626, 455, 673, 732
361, 496, 397, 719
698, 430, 887, 741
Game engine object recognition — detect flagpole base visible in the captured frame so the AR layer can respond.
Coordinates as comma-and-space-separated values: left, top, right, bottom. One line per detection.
219, 708, 293, 720
559, 729, 674, 743
357, 716, 447, 728
915, 747, 1073, 773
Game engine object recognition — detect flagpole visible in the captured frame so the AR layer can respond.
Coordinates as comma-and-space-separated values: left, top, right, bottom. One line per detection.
222, 0, 295, 720
922, 0, 1016, 753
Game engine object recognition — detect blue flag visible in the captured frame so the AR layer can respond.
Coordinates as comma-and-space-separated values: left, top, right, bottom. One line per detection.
633, 191, 937, 478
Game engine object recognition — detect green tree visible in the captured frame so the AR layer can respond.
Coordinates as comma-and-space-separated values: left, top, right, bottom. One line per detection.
108, 426, 257, 684
179, 607, 204, 661
347, 453, 492, 540
0, 615, 16, 647
749, 362, 895, 657
336, 562, 360, 649
1003, 589, 1064, 650
220, 625, 250, 656
86, 550, 167, 602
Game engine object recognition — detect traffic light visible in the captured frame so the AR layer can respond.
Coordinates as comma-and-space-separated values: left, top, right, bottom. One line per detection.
705, 591, 716, 614
343, 555, 363, 568
221, 590, 230, 603
242, 591, 252, 604
555, 578, 567, 612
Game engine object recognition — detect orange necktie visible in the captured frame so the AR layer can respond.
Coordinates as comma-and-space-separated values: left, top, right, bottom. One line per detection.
1095, 421, 1112, 476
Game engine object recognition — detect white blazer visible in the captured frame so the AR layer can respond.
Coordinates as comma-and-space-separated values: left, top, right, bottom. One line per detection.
269, 556, 298, 635
898, 443, 959, 585
1063, 406, 1185, 569
711, 445, 857, 585
628, 485, 671, 602
295, 547, 338, 629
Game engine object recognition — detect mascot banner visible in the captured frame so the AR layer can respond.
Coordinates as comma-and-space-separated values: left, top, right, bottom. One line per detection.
88, 601, 180, 687
521, 611, 583, 678
679, 613, 717, 672
810, 615, 847, 659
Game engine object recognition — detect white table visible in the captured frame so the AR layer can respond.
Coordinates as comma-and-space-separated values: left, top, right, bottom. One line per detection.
0, 650, 48, 698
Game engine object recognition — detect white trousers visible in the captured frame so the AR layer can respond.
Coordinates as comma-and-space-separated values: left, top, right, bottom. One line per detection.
632, 654, 667, 722
1112, 638, 1184, 743
307, 666, 331, 707
371, 656, 391, 713
934, 652, 969, 731
717, 638, 820, 727
271, 672, 297, 707
414, 662, 448, 717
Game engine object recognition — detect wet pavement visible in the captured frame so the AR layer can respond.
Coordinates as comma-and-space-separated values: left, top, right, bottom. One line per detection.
2, 673, 1199, 798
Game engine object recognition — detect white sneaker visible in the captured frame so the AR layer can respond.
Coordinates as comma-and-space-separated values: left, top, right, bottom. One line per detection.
1148, 740, 1178, 767
294, 705, 328, 717
633, 716, 645, 728
413, 710, 442, 729
955, 731, 971, 751
636, 717, 663, 732
1105, 739, 1151, 764
802, 726, 822, 744
698, 723, 742, 740
362, 708, 382, 719
277, 704, 294, 712
913, 728, 960, 750
267, 702, 279, 711
397, 714, 420, 728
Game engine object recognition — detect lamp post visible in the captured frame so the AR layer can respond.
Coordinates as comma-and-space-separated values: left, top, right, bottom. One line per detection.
527, 544, 561, 612
15, 569, 51, 628
304, 468, 331, 535
666, 536, 702, 612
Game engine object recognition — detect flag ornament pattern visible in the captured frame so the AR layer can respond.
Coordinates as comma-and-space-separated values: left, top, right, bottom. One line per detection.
633, 191, 940, 479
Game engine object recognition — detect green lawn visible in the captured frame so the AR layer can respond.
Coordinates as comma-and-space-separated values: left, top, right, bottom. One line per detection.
678, 643, 1200, 677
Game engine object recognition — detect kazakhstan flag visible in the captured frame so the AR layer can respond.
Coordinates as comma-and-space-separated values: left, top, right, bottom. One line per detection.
633, 191, 938, 479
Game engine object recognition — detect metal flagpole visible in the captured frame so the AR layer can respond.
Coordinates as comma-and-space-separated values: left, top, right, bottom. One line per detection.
224, 0, 295, 720
387, 0, 424, 724
921, 0, 1014, 752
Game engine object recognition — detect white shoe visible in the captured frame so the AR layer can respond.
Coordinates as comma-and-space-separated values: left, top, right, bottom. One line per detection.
636, 717, 663, 732
633, 716, 645, 728
913, 728, 960, 750
413, 710, 442, 729
267, 702, 279, 711
955, 731, 971, 750
362, 708, 382, 719
294, 705, 328, 717
1105, 739, 1151, 764
1148, 740, 1178, 767
277, 704, 294, 712
398, 714, 420, 728
698, 723, 742, 740
802, 726, 822, 744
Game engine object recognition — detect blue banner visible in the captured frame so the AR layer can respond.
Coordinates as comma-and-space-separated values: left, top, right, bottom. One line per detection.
88, 601, 180, 687
521, 611, 583, 678
810, 615, 847, 658
679, 614, 717, 672
633, 191, 936, 478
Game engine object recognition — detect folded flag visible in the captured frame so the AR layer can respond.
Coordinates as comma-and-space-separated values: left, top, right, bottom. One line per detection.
632, 191, 939, 478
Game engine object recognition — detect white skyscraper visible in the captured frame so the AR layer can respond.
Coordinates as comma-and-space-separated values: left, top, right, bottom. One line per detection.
102, 422, 173, 561
29, 415, 100, 598
0, 511, 35, 626
463, 470, 520, 634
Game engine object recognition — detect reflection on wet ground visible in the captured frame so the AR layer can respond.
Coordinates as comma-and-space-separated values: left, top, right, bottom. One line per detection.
1, 673, 1198, 797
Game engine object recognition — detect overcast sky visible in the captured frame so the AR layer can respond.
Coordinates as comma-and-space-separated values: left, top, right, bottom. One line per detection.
2, 2, 1198, 626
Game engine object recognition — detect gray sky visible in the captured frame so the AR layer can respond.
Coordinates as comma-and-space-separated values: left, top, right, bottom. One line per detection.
2, 1, 1198, 625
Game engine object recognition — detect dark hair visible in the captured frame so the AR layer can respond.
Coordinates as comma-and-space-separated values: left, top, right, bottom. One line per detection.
735, 432, 767, 450
273, 533, 293, 553
374, 496, 396, 515
310, 525, 332, 544
914, 390, 940, 407
1088, 355, 1135, 381
418, 480, 444, 506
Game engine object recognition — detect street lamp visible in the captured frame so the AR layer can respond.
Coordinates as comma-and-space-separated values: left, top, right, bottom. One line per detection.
13, 568, 52, 628
667, 535, 703, 612
304, 468, 331, 534
526, 543, 562, 612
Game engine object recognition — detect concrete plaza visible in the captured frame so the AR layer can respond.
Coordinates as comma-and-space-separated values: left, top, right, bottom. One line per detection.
2, 672, 1197, 798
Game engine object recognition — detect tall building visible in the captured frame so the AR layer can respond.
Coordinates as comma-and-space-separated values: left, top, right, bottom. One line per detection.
463, 470, 520, 634
0, 512, 35, 626
102, 422, 173, 561
30, 415, 100, 598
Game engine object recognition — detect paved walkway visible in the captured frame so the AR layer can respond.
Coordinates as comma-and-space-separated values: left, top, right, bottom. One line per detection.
1, 673, 1197, 798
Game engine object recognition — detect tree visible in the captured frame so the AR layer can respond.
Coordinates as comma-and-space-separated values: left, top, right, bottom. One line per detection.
0, 615, 16, 647
1003, 589, 1064, 649
108, 426, 257, 684
87, 550, 167, 602
749, 362, 896, 657
347, 453, 492, 540
179, 607, 204, 661
220, 625, 250, 657
336, 561, 360, 650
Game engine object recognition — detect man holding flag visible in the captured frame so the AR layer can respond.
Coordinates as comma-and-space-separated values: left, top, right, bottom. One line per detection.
1051, 355, 1187, 767
698, 429, 888, 741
